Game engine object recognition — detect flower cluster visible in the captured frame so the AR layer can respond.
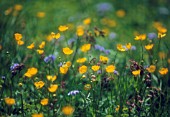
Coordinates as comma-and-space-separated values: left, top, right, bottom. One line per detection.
94, 44, 110, 54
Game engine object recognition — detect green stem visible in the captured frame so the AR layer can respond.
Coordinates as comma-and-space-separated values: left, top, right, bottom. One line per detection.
21, 93, 24, 117
113, 52, 118, 64
140, 41, 144, 62
157, 39, 161, 52
48, 92, 50, 116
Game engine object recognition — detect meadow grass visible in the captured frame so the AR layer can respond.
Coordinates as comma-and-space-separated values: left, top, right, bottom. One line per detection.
0, 0, 170, 116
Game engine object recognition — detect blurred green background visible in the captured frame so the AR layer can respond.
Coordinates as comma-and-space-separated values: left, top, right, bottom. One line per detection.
0, 0, 170, 70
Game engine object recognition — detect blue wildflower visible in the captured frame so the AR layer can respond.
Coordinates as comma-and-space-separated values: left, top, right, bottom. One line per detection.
109, 32, 117, 40
94, 44, 110, 54
97, 70, 102, 74
10, 63, 19, 71
95, 44, 104, 51
113, 70, 119, 75
44, 55, 56, 63
96, 2, 113, 13
58, 62, 63, 67
148, 33, 157, 40
104, 50, 110, 54
1, 76, 5, 80
131, 46, 136, 51
68, 90, 80, 96
68, 38, 76, 45
94, 44, 100, 50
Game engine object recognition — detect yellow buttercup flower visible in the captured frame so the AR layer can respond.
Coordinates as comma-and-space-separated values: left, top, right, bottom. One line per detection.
65, 61, 72, 67
5, 7, 12, 15
46, 34, 53, 41
158, 32, 166, 39
14, 33, 22, 41
27, 43, 35, 49
115, 105, 120, 112
132, 70, 141, 76
80, 44, 91, 52
157, 26, 167, 34
100, 55, 108, 63
76, 26, 84, 36
4, 97, 15, 106
146, 65, 156, 73
55, 33, 60, 39
76, 58, 87, 63
58, 25, 68, 32
32, 113, 44, 117
63, 47, 73, 55
94, 29, 100, 36
51, 32, 56, 38
153, 22, 162, 29
60, 66, 69, 74
126, 43, 132, 50
159, 68, 168, 75
91, 65, 100, 72
39, 41, 45, 49
34, 81, 45, 89
102, 28, 109, 36
117, 44, 126, 52
101, 18, 116, 27
18, 83, 23, 87
62, 105, 74, 116
106, 65, 116, 73
83, 18, 91, 25
37, 49, 44, 54
168, 59, 170, 64
40, 98, 48, 106
134, 34, 146, 41
17, 40, 24, 46
51, 32, 60, 39
14, 4, 23, 11
24, 67, 38, 78
159, 52, 166, 59
37, 12, 45, 18
84, 84, 91, 90
107, 19, 116, 27
145, 44, 154, 50
46, 75, 57, 82
48, 84, 58, 93
116, 9, 126, 18
79, 65, 87, 74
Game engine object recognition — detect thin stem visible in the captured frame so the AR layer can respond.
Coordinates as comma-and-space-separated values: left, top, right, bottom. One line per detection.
21, 93, 24, 117
140, 41, 144, 62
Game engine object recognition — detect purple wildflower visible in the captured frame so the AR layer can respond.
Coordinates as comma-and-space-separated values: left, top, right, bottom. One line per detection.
131, 46, 136, 51
58, 62, 63, 67
94, 44, 105, 51
10, 63, 20, 71
97, 70, 102, 74
147, 33, 157, 40
99, 46, 105, 51
68, 38, 76, 45
104, 50, 110, 54
109, 32, 117, 39
44, 55, 56, 63
94, 44, 110, 54
96, 2, 113, 13
94, 44, 101, 50
1, 76, 5, 80
113, 70, 119, 75
68, 90, 80, 96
